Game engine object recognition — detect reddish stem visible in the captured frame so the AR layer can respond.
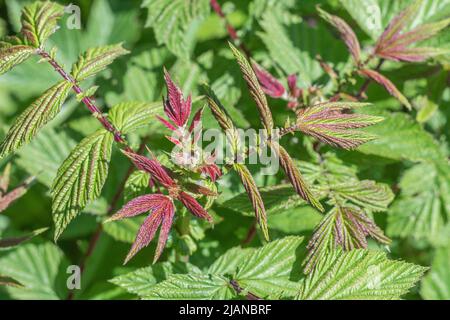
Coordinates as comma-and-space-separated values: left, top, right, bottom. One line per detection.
37, 49, 132, 152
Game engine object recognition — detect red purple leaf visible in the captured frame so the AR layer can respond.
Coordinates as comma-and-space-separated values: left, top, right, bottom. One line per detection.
375, 0, 422, 51
156, 115, 177, 131
163, 68, 192, 127
358, 69, 411, 109
318, 7, 361, 64
251, 61, 286, 98
178, 191, 213, 222
123, 151, 176, 188
153, 200, 175, 263
296, 101, 383, 149
107, 194, 169, 222
200, 163, 222, 182
124, 208, 163, 264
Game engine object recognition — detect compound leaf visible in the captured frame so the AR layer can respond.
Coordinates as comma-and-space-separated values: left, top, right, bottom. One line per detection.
0, 81, 72, 159
52, 130, 114, 240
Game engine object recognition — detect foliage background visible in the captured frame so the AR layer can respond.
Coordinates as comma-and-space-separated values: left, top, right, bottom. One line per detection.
0, 0, 448, 300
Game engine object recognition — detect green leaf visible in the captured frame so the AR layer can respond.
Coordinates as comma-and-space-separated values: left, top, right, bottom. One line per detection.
52, 130, 114, 240
71, 43, 129, 82
110, 262, 201, 298
0, 81, 72, 159
108, 101, 163, 134
142, 0, 210, 60
142, 274, 234, 300
421, 246, 450, 300
298, 249, 427, 300
20, 1, 64, 48
234, 236, 304, 298
0, 42, 34, 75
207, 247, 255, 276
0, 243, 69, 300
330, 180, 394, 212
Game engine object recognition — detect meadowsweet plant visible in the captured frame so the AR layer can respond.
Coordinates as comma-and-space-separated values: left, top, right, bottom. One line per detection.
0, 0, 448, 301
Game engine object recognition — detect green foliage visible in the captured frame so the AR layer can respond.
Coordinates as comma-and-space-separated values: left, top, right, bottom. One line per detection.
142, 0, 210, 60
0, 243, 69, 300
111, 236, 304, 300
387, 161, 450, 244
0, 0, 447, 302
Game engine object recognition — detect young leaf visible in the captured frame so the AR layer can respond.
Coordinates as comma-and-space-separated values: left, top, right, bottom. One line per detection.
71, 43, 130, 82
229, 43, 274, 133
0, 81, 72, 159
295, 102, 383, 149
233, 164, 269, 241
161, 68, 192, 128
0, 42, 34, 75
304, 207, 391, 274
373, 0, 449, 62
376, 0, 422, 47
251, 61, 286, 98
375, 18, 450, 62
317, 7, 361, 64
20, 1, 65, 48
52, 130, 114, 240
358, 69, 411, 109
298, 249, 427, 300
273, 142, 323, 212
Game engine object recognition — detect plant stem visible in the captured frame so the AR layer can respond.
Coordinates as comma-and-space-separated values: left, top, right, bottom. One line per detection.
37, 49, 133, 153
230, 280, 262, 300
